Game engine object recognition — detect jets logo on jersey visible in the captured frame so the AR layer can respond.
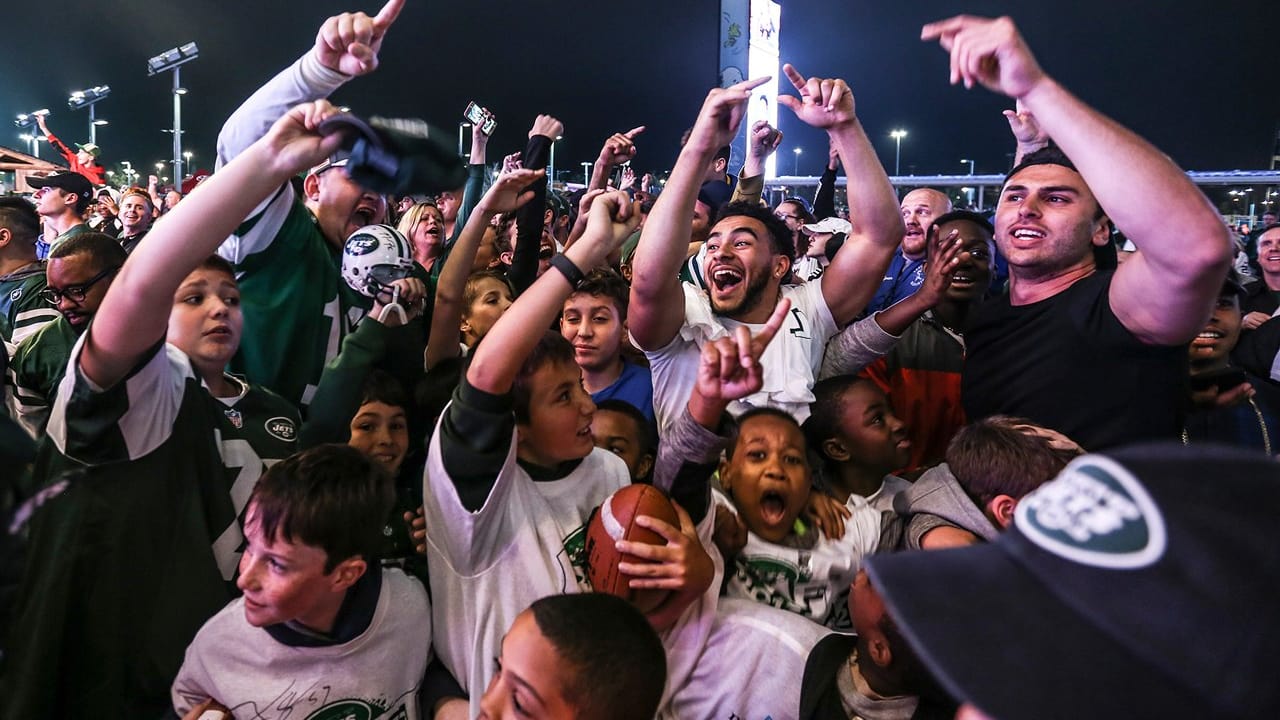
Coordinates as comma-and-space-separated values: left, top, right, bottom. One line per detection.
265, 416, 298, 442
9, 288, 21, 302
557, 525, 592, 592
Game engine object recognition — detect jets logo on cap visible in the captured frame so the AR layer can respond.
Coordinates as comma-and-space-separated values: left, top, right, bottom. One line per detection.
1015, 454, 1166, 569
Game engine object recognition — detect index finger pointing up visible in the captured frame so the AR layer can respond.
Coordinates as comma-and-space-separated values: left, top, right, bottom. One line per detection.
782, 63, 808, 93
373, 0, 405, 29
756, 297, 792, 351
624, 126, 646, 139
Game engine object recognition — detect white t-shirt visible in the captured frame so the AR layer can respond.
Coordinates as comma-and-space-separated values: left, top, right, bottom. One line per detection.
422, 419, 631, 716
664, 598, 833, 720
642, 280, 839, 433
715, 489, 881, 630
171, 568, 431, 719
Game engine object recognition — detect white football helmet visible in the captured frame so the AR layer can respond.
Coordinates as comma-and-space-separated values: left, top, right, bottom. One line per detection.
342, 224, 415, 298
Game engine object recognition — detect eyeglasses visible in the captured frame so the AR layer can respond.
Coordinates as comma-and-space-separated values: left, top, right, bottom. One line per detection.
40, 266, 119, 305
776, 213, 801, 222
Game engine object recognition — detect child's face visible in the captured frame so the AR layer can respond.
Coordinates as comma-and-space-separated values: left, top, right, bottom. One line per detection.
722, 414, 811, 543
591, 408, 651, 480
561, 292, 626, 373
168, 267, 242, 377
477, 610, 576, 720
833, 383, 910, 474
348, 401, 409, 475
236, 503, 353, 633
517, 360, 596, 467
463, 276, 514, 343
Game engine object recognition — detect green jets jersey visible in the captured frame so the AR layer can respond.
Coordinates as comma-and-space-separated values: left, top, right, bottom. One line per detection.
0, 261, 57, 355
9, 315, 79, 437
220, 185, 373, 411
2, 339, 299, 718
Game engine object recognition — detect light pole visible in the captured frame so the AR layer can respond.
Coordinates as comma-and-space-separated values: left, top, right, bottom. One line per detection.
458, 122, 470, 157
580, 162, 593, 187
890, 129, 908, 176
793, 146, 803, 175
148, 42, 199, 185
549, 134, 562, 189
68, 86, 111, 145
961, 158, 975, 175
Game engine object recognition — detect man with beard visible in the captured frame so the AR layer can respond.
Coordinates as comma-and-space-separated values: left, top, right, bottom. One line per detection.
213, 0, 404, 409
863, 188, 952, 315
629, 64, 903, 430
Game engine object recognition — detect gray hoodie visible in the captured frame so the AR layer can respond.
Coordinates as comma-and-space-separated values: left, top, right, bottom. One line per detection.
892, 463, 998, 550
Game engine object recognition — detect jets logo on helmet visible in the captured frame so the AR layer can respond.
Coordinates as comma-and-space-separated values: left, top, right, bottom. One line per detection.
342, 224, 415, 298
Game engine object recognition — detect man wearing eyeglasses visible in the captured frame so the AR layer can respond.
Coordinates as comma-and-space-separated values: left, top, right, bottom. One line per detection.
10, 232, 125, 436
212, 0, 405, 409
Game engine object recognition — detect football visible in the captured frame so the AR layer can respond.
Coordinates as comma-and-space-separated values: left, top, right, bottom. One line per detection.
585, 484, 679, 614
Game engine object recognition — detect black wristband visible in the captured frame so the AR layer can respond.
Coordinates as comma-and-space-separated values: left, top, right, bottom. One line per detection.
549, 253, 586, 288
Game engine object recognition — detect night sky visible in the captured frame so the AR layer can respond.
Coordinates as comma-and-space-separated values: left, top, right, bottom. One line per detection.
4, 0, 1275, 185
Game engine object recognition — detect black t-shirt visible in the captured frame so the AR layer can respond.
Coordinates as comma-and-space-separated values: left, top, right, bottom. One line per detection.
962, 270, 1187, 451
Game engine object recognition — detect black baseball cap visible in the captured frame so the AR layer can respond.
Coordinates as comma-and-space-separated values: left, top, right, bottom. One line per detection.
866, 443, 1280, 720
315, 112, 467, 196
28, 170, 93, 199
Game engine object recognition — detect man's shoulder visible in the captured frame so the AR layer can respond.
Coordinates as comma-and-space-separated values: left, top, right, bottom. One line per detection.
0, 261, 46, 286
15, 316, 75, 357
56, 223, 92, 241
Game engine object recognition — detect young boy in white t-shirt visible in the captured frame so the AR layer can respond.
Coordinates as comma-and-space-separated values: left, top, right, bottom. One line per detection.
422, 188, 714, 716
171, 444, 432, 719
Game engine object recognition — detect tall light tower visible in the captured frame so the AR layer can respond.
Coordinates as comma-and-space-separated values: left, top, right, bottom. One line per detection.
148, 42, 199, 183
793, 146, 803, 175
68, 86, 111, 145
890, 129, 908, 176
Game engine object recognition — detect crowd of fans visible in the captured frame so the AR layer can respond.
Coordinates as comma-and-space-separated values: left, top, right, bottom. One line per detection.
1, 2, 1277, 719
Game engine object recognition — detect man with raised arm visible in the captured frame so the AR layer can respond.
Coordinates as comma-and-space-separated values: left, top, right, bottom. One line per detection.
213, 0, 404, 409
629, 66, 903, 430
921, 15, 1232, 449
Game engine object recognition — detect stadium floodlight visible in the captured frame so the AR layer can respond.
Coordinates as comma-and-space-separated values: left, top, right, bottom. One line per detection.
14, 108, 50, 129
148, 42, 199, 181
68, 86, 111, 144
890, 129, 908, 176
147, 42, 200, 76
